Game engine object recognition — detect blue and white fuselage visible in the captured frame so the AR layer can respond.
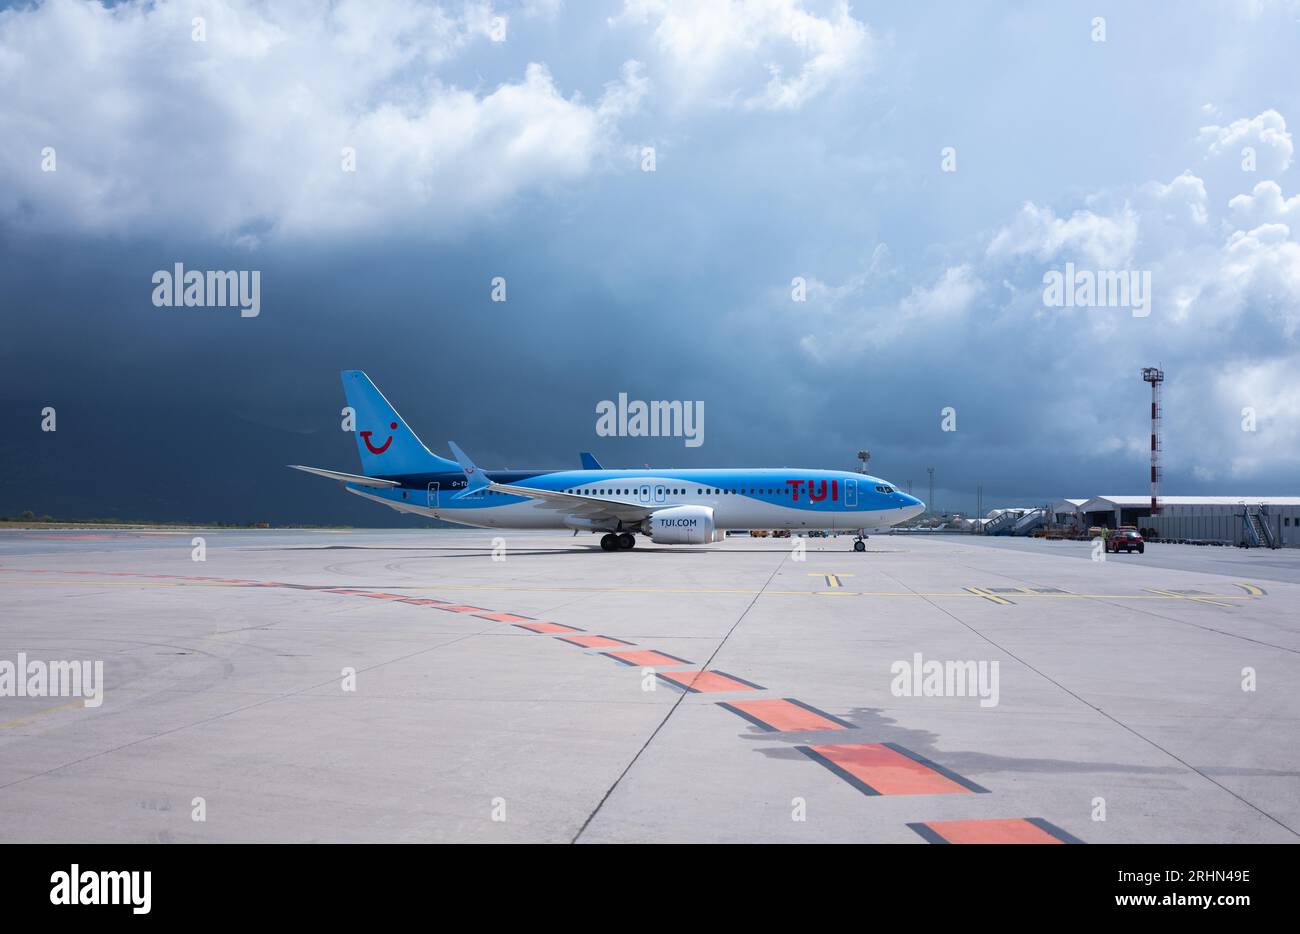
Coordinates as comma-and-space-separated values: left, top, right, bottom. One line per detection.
291, 372, 925, 550
349, 468, 922, 532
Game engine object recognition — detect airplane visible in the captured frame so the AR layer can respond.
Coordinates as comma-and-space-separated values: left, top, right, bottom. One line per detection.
290, 371, 926, 552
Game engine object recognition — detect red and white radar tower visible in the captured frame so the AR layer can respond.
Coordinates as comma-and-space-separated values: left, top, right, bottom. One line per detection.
1142, 367, 1164, 515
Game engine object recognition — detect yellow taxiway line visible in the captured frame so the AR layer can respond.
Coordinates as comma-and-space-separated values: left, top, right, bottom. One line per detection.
1145, 588, 1238, 609
0, 699, 85, 730
0, 578, 1257, 602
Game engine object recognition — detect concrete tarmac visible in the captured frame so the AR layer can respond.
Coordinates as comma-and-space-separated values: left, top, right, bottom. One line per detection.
0, 528, 1296, 843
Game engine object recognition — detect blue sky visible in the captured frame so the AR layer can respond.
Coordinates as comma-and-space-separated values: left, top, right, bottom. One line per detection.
2, 0, 1299, 523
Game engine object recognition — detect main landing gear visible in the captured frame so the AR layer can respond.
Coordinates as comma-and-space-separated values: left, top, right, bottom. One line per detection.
600, 532, 636, 551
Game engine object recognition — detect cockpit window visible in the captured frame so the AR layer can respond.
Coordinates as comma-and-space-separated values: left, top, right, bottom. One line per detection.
874, 485, 895, 494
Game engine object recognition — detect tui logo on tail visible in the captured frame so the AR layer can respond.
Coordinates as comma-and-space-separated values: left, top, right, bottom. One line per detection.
361, 422, 397, 455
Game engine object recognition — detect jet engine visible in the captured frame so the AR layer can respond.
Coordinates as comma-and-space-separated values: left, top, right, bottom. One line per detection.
645, 505, 722, 544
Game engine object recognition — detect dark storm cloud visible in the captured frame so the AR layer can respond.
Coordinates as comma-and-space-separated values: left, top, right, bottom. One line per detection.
2, 1, 1299, 524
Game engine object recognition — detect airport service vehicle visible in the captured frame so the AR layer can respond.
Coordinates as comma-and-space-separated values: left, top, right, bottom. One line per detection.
1106, 529, 1145, 554
291, 371, 925, 551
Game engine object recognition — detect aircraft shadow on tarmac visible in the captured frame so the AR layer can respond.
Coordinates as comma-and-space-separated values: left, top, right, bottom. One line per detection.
744, 707, 1196, 778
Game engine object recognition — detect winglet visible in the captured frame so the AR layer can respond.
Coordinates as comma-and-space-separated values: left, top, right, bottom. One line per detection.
448, 441, 490, 497
579, 451, 603, 470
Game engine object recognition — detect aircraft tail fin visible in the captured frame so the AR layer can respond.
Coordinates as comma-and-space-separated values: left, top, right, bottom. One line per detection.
340, 370, 460, 478
579, 451, 603, 470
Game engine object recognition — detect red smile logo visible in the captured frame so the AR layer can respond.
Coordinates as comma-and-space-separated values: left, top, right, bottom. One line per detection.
361, 422, 397, 454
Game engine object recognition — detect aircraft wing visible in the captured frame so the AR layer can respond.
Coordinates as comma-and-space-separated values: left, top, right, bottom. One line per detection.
487, 481, 656, 523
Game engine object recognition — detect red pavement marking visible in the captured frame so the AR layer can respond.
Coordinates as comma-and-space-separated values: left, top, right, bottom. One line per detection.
555, 634, 634, 649
5, 564, 1074, 836
909, 818, 1076, 844
604, 649, 692, 667
656, 670, 764, 693
514, 622, 583, 634
797, 743, 986, 796
719, 698, 849, 732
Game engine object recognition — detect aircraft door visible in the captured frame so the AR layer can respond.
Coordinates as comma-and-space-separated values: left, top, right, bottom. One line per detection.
845, 480, 857, 507
427, 482, 439, 508
639, 484, 651, 503
654, 485, 666, 503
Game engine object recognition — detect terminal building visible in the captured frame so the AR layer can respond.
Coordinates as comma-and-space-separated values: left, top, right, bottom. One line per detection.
1048, 496, 1300, 547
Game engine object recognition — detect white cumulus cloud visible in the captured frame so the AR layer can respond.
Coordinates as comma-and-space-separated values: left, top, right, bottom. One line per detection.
790, 111, 1300, 485
614, 0, 873, 111
0, 0, 646, 243
1228, 180, 1300, 231
985, 202, 1139, 269
1197, 108, 1294, 174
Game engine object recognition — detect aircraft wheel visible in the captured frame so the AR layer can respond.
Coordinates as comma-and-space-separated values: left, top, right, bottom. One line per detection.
618, 533, 635, 550
600, 534, 618, 551
853, 540, 866, 552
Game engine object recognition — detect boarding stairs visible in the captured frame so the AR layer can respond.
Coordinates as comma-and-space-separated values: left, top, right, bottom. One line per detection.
1253, 506, 1277, 548
1012, 508, 1047, 536
1242, 506, 1278, 549
981, 510, 1020, 536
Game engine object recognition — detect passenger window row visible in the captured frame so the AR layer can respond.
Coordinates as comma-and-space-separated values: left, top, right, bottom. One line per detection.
571, 486, 805, 497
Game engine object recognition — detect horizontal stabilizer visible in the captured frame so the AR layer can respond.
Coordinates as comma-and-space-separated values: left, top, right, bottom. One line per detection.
448, 441, 490, 497
287, 465, 400, 488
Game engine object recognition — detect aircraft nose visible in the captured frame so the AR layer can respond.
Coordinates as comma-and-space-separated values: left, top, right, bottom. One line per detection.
902, 495, 925, 516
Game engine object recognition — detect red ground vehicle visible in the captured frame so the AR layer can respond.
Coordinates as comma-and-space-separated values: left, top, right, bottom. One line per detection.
1106, 529, 1145, 554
